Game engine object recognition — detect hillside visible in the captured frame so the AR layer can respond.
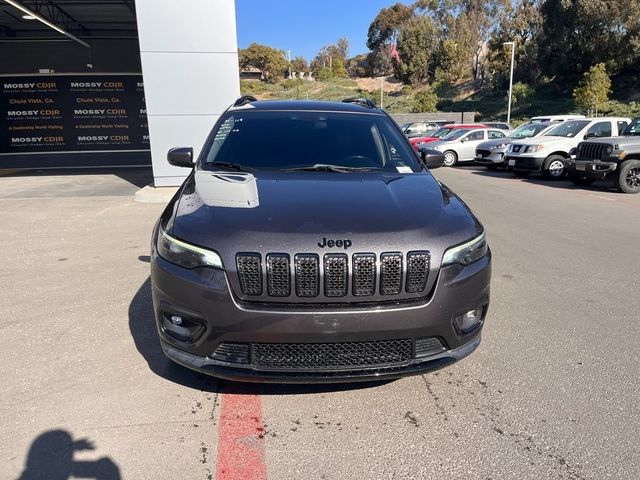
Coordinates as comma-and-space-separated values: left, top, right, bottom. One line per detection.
240, 76, 640, 123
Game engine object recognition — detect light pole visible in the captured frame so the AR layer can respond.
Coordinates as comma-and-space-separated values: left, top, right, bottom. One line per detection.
503, 41, 515, 125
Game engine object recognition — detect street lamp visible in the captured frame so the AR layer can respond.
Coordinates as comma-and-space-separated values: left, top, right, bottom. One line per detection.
503, 41, 515, 125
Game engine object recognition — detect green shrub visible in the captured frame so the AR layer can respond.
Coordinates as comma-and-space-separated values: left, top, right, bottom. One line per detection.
412, 88, 438, 112
510, 82, 535, 106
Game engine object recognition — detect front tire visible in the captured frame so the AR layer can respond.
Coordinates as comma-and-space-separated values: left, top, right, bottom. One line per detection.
443, 150, 458, 167
616, 159, 640, 194
542, 155, 567, 179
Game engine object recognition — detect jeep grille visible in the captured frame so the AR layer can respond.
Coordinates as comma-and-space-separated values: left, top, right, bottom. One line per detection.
236, 251, 432, 301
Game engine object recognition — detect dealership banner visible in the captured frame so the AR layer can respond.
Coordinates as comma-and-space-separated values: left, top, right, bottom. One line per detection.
0, 74, 149, 155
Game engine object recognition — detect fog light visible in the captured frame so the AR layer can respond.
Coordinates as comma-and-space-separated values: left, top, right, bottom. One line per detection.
453, 307, 484, 334
161, 312, 205, 343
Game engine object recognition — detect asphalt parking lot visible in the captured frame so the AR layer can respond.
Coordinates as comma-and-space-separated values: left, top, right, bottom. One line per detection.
1, 166, 639, 480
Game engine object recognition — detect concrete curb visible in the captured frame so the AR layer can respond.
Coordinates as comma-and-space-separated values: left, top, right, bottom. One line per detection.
134, 184, 178, 203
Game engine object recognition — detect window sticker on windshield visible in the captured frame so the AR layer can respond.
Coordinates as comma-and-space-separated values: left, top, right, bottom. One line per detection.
396, 165, 413, 173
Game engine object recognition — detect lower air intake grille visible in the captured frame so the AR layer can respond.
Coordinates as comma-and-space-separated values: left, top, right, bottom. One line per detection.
236, 254, 262, 296
294, 254, 320, 297
353, 254, 376, 296
266, 254, 290, 297
251, 339, 414, 369
324, 254, 348, 297
380, 252, 403, 295
406, 251, 430, 293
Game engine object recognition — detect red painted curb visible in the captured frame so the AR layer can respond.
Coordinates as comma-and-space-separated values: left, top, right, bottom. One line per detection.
215, 392, 267, 480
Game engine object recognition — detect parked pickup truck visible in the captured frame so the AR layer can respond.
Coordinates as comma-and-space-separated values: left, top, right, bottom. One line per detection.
566, 117, 640, 193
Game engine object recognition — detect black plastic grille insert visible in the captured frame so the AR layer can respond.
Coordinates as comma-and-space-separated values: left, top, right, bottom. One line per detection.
236, 254, 262, 296
294, 254, 320, 297
406, 251, 430, 293
251, 339, 414, 370
324, 254, 348, 297
353, 253, 376, 296
266, 254, 290, 297
380, 252, 403, 295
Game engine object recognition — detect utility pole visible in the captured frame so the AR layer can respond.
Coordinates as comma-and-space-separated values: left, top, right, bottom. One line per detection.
503, 41, 515, 125
287, 50, 291, 79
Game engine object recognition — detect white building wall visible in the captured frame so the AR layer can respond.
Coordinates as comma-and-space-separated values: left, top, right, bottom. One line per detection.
135, 0, 240, 186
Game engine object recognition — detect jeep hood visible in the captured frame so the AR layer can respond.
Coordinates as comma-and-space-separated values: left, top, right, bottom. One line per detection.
166, 170, 482, 265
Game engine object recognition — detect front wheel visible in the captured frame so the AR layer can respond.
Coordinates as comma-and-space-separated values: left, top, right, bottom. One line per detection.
616, 159, 640, 193
542, 155, 567, 180
443, 150, 458, 167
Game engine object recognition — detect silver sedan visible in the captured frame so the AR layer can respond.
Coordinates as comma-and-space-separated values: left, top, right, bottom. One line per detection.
430, 128, 508, 166
475, 122, 555, 169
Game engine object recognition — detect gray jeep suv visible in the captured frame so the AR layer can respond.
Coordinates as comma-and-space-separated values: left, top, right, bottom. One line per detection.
150, 97, 491, 383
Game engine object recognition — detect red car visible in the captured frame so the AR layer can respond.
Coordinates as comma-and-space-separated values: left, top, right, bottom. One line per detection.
410, 124, 487, 151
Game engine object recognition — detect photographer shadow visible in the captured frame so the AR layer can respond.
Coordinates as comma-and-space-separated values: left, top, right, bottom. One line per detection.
17, 430, 120, 480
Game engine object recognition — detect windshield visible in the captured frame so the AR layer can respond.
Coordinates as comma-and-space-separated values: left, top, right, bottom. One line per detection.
510, 123, 550, 139
202, 110, 422, 172
442, 129, 470, 140
543, 120, 590, 137
623, 118, 640, 136
430, 126, 453, 138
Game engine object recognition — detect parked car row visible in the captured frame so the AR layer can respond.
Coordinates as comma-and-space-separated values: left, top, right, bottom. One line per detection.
448, 115, 640, 194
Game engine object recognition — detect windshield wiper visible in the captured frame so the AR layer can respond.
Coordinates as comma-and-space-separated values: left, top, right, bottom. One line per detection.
205, 161, 254, 172
281, 164, 381, 173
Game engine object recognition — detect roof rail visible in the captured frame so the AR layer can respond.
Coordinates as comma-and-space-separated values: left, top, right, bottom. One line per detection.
341, 97, 377, 109
233, 95, 257, 107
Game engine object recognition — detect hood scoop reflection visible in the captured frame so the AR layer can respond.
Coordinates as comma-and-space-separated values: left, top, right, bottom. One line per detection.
194, 170, 259, 208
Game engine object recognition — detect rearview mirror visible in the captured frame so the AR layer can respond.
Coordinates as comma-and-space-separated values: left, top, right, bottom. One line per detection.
167, 147, 194, 168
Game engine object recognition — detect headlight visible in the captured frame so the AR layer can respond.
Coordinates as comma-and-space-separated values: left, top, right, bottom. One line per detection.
442, 232, 488, 267
494, 143, 509, 150
433, 144, 444, 151
525, 145, 544, 153
157, 227, 223, 269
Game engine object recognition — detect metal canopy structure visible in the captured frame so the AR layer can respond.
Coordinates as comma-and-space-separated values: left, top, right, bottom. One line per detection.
0, 0, 137, 40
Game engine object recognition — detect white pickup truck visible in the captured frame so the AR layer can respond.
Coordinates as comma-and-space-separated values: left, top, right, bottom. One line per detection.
505, 117, 631, 179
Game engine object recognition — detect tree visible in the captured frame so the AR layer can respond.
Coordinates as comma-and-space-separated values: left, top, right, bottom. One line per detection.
331, 58, 348, 77
366, 3, 413, 76
367, 3, 413, 51
573, 63, 612, 116
346, 54, 370, 77
412, 87, 439, 112
239, 43, 288, 81
540, 0, 640, 81
311, 39, 351, 75
396, 15, 439, 84
290, 56, 308, 74
486, 0, 543, 88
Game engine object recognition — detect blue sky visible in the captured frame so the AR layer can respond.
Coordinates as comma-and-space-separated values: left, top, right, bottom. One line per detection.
235, 0, 411, 61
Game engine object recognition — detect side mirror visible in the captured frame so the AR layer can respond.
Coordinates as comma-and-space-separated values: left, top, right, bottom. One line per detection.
405, 128, 413, 134
167, 147, 194, 168
420, 147, 445, 169
584, 132, 597, 139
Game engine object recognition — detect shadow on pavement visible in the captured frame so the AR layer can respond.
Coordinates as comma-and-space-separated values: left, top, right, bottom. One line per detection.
128, 277, 391, 395
16, 430, 120, 480
464, 165, 620, 193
